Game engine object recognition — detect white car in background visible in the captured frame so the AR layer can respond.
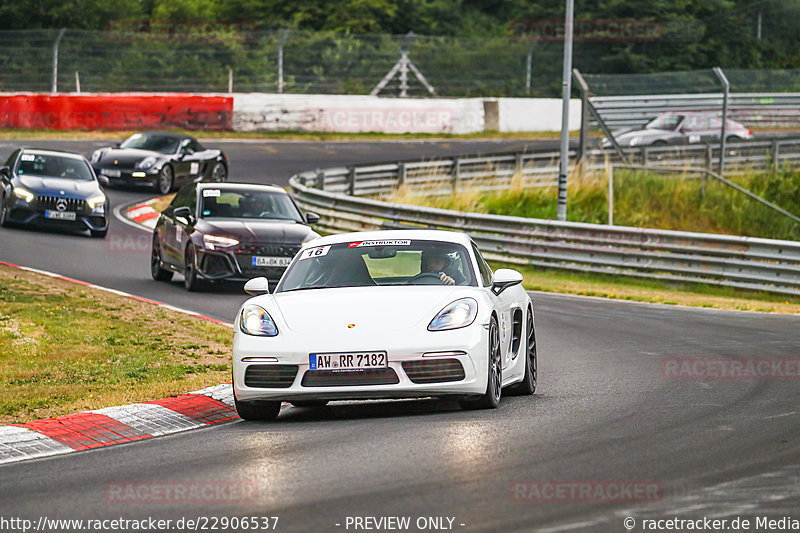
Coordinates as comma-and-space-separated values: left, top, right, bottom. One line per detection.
232, 229, 537, 421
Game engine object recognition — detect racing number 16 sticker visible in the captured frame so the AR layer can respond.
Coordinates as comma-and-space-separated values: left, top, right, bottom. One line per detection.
299, 245, 330, 260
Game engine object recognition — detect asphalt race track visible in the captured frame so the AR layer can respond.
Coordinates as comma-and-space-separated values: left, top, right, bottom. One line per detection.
1, 139, 799, 532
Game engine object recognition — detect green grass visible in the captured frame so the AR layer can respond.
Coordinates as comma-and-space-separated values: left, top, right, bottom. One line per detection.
0, 265, 232, 424
389, 167, 800, 241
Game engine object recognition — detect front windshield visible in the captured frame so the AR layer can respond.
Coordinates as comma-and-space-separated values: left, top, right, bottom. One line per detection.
645, 114, 684, 131
16, 153, 94, 181
120, 133, 180, 154
200, 189, 304, 222
277, 239, 477, 292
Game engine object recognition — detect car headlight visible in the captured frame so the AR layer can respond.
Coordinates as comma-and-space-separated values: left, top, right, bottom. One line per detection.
203, 235, 239, 250
13, 187, 34, 203
628, 136, 641, 146
136, 156, 157, 170
239, 304, 279, 337
87, 193, 106, 209
91, 149, 103, 163
428, 298, 478, 331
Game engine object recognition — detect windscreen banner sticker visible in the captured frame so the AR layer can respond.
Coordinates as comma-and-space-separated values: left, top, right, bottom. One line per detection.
347, 240, 411, 248
20, 154, 36, 161
202, 189, 221, 197
299, 245, 331, 260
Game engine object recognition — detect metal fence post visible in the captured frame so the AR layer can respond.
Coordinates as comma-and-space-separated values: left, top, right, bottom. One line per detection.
573, 69, 590, 164
278, 29, 290, 93
704, 144, 713, 170
640, 146, 648, 166
348, 167, 356, 196
451, 158, 460, 194
397, 162, 406, 188
608, 164, 614, 226
316, 170, 325, 190
228, 68, 233, 94
772, 139, 780, 171
51, 28, 66, 94
713, 67, 730, 174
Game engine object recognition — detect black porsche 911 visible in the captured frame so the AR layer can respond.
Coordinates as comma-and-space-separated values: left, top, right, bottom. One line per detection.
0, 148, 110, 238
151, 182, 321, 291
91, 132, 227, 195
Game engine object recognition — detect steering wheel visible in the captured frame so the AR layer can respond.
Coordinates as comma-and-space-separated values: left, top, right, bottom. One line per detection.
407, 272, 446, 285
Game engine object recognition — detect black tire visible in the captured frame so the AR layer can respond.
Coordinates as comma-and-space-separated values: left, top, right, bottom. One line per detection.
290, 400, 329, 408
151, 233, 173, 282
183, 243, 203, 291
210, 162, 227, 183
507, 306, 537, 396
460, 316, 502, 410
156, 165, 174, 195
234, 396, 281, 421
0, 195, 9, 227
90, 229, 107, 238
651, 140, 668, 146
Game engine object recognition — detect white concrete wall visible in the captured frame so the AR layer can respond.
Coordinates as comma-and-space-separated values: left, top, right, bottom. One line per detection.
495, 98, 583, 132
233, 94, 485, 134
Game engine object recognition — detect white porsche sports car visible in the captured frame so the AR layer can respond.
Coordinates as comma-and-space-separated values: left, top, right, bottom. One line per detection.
232, 229, 537, 421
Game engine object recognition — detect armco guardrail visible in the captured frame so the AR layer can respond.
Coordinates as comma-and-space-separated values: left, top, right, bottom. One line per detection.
296, 138, 800, 197
289, 146, 800, 296
591, 93, 800, 130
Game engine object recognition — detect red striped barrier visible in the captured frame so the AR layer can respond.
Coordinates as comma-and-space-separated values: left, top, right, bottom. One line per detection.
0, 93, 233, 131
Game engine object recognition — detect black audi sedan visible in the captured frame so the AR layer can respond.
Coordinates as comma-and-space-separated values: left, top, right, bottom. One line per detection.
151, 182, 321, 291
91, 132, 227, 194
0, 148, 109, 238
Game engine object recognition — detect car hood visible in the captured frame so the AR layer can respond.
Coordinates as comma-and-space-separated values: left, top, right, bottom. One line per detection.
200, 219, 318, 244
16, 175, 99, 197
95, 148, 163, 167
269, 286, 467, 334
615, 129, 678, 145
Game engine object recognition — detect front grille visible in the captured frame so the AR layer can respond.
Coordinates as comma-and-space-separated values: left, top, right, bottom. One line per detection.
244, 364, 298, 388
238, 244, 301, 257
301, 368, 400, 387
402, 359, 466, 384
36, 196, 86, 212
201, 254, 234, 277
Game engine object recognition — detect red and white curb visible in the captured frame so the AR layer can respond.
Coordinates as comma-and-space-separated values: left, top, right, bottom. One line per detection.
0, 260, 238, 466
125, 199, 160, 230
0, 384, 237, 465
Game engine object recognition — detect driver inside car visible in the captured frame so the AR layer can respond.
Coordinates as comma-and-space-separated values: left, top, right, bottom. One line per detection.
420, 250, 467, 286
240, 195, 269, 218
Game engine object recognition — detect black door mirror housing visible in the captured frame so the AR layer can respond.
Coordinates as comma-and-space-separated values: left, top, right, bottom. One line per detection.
305, 212, 320, 225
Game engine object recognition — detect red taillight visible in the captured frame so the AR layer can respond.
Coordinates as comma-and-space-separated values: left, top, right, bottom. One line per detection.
748, 130, 753, 135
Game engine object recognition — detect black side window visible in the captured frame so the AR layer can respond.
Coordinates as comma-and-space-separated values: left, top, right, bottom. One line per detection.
170, 186, 196, 210
472, 242, 493, 286
5, 149, 20, 168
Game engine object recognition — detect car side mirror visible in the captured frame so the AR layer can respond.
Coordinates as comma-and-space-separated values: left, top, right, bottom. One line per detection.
114, 142, 121, 148
97, 174, 109, 186
244, 277, 270, 296
173, 206, 195, 224
0, 166, 9, 182
491, 268, 523, 295
305, 212, 320, 225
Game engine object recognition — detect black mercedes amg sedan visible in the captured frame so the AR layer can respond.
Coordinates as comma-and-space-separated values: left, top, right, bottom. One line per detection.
0, 148, 109, 238
151, 182, 321, 291
91, 132, 227, 195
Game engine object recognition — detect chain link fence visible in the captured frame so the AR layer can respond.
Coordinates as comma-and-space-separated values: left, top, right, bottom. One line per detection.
0, 29, 568, 96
